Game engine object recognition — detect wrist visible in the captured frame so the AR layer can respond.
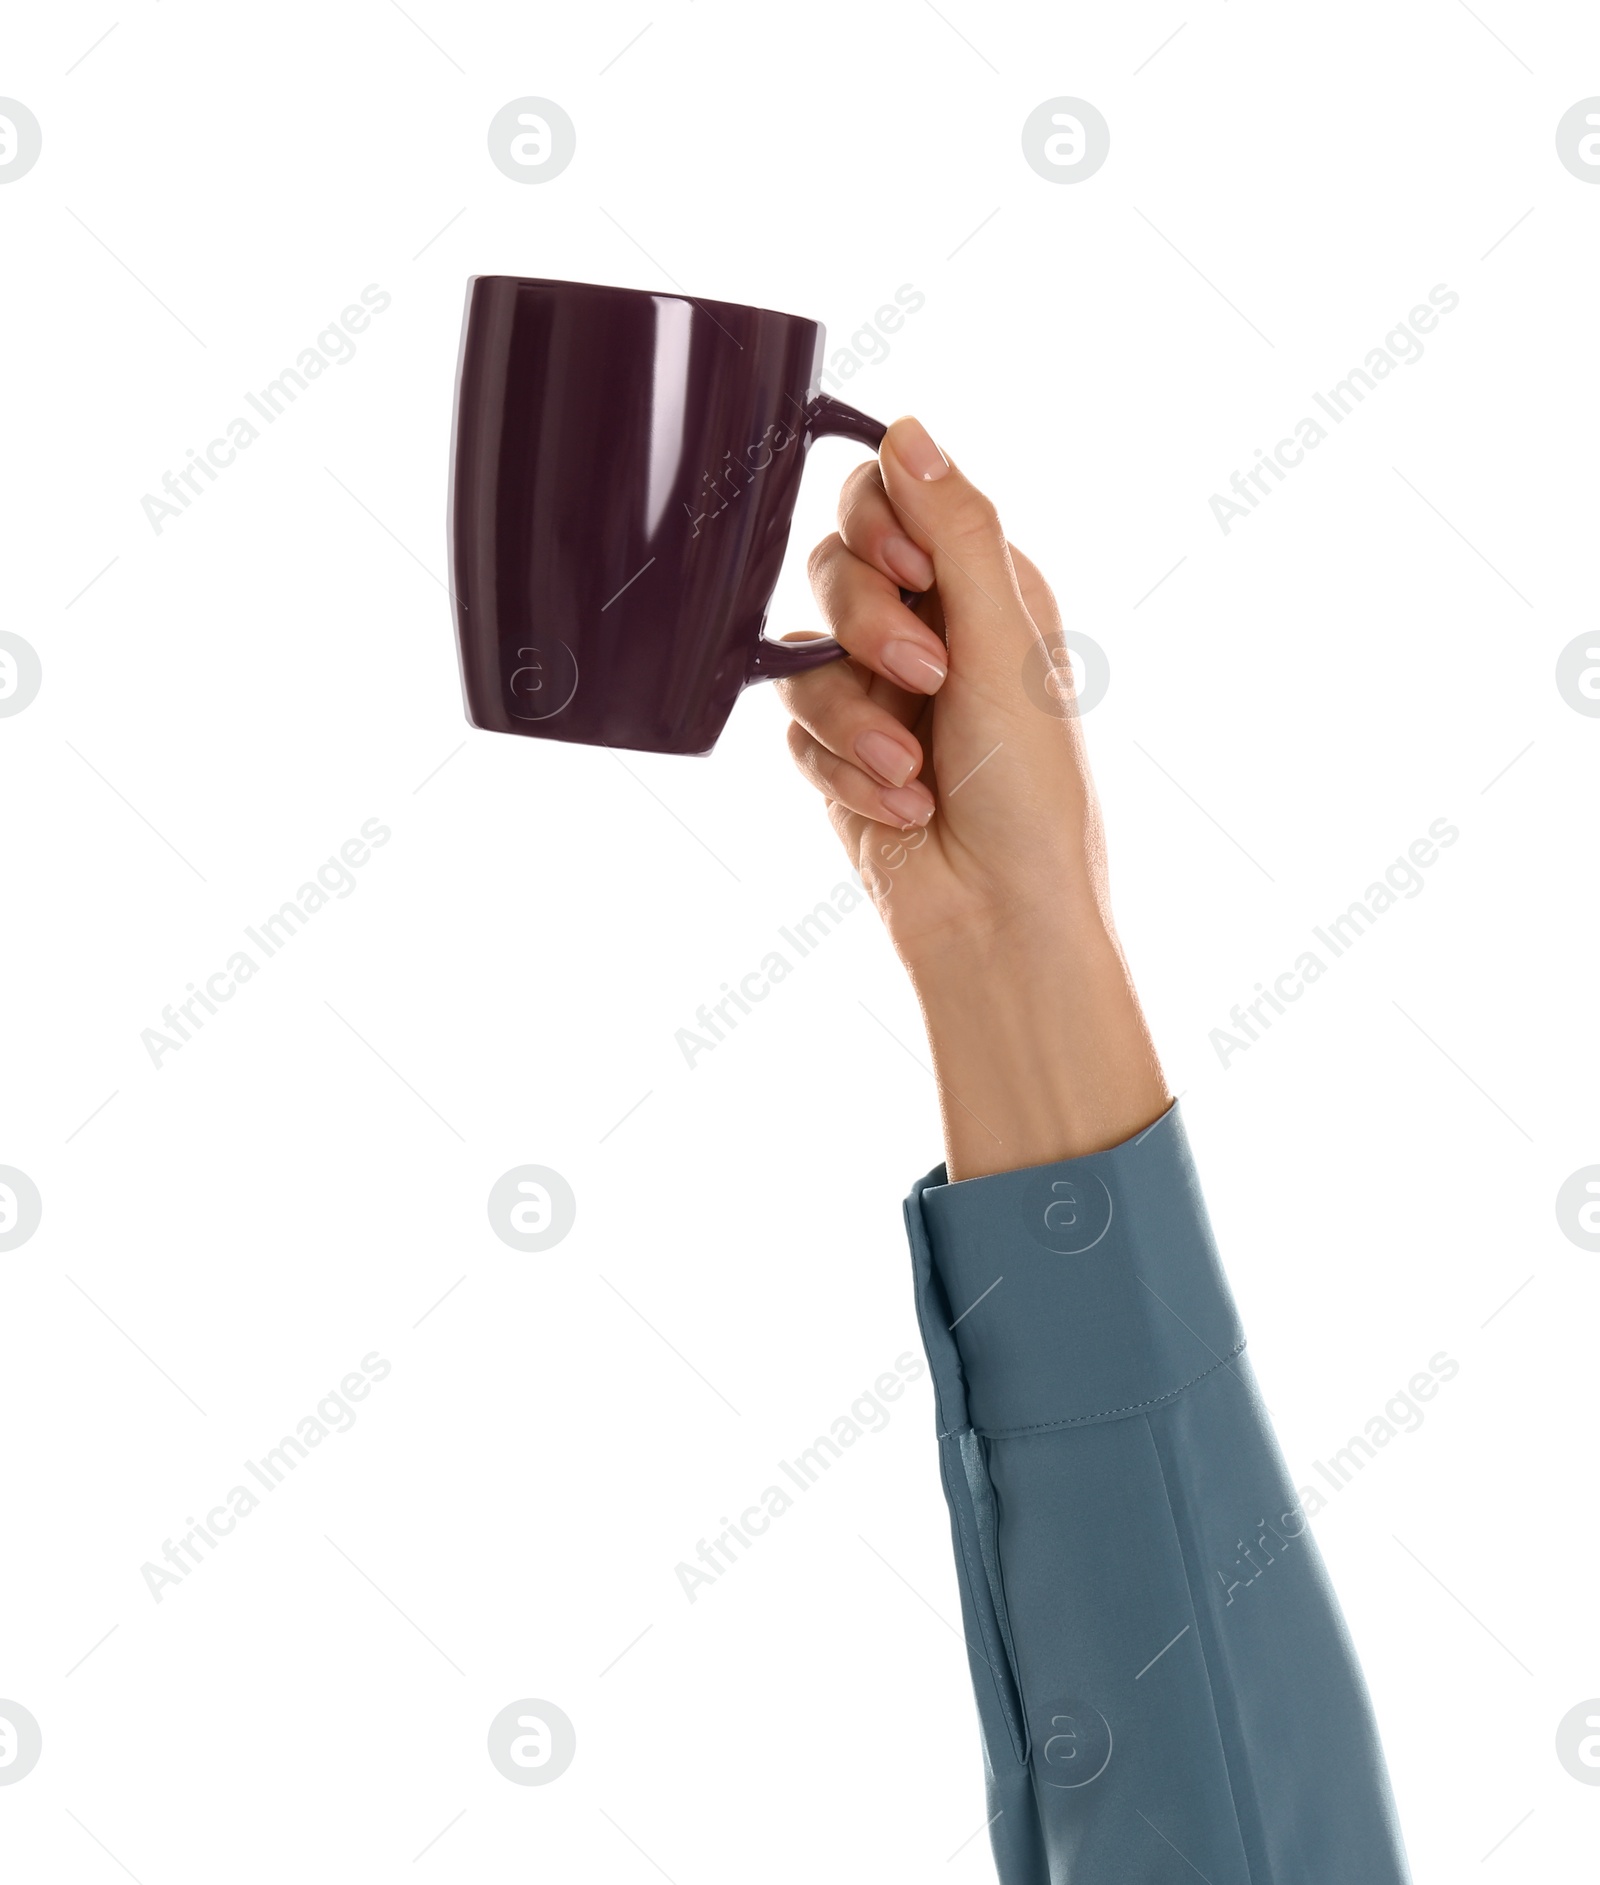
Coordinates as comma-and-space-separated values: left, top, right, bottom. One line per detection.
906, 890, 1122, 1032
907, 910, 1169, 1182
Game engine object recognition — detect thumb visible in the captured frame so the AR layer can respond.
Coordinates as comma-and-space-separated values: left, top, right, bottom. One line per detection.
877, 416, 1035, 672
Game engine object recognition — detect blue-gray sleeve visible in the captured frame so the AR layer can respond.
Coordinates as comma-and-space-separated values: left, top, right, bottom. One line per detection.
903, 1100, 1411, 1884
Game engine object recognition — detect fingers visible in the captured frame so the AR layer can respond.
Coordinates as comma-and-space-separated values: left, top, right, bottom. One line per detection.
786, 717, 936, 828
835, 458, 936, 594
780, 720, 930, 833
778, 654, 936, 819
876, 416, 1037, 677
805, 526, 949, 697
777, 470, 948, 827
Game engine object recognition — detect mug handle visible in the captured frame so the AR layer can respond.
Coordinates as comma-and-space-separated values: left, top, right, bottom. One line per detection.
745, 395, 901, 684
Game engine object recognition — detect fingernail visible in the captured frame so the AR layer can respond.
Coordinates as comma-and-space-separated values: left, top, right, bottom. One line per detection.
881, 784, 936, 826
880, 639, 947, 694
882, 532, 936, 590
890, 417, 949, 482
856, 728, 919, 788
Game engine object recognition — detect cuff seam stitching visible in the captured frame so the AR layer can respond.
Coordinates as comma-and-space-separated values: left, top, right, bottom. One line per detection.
972, 1338, 1248, 1439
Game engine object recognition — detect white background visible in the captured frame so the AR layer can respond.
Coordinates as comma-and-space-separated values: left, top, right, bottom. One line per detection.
2, 2, 1597, 1878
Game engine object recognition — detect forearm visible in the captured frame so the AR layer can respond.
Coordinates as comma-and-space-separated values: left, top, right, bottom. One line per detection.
910, 904, 1170, 1182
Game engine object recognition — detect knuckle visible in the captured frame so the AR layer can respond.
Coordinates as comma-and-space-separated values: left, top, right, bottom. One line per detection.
792, 727, 838, 791
948, 487, 1001, 544
809, 744, 845, 793
837, 459, 887, 527
807, 532, 842, 586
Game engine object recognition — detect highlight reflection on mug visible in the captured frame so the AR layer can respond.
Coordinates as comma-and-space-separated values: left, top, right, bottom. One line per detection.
507, 640, 580, 720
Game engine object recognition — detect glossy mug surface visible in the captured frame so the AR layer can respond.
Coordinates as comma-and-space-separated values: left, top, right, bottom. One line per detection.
449, 275, 886, 756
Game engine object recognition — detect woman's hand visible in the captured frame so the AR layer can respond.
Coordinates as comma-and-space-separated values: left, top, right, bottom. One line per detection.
777, 416, 1169, 1179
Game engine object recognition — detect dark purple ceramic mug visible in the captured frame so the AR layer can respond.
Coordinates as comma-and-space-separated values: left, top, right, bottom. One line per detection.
448, 275, 887, 756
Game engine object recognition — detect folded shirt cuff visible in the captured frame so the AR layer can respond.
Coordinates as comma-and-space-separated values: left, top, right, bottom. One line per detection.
904, 1100, 1244, 1438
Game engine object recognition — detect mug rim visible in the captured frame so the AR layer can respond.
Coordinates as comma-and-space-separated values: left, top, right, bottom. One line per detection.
466, 273, 819, 333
